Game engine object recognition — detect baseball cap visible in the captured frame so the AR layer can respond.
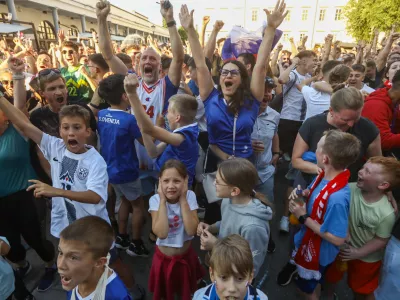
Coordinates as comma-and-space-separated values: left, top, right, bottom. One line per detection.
265, 77, 277, 87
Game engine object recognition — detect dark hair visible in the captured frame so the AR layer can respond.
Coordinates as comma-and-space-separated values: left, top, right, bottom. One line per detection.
385, 60, 400, 81
183, 54, 192, 65
321, 60, 342, 75
88, 53, 109, 72
159, 159, 188, 179
116, 53, 132, 68
218, 60, 252, 115
161, 56, 172, 71
321, 130, 361, 170
366, 60, 376, 69
37, 50, 52, 62
60, 216, 114, 259
59, 104, 91, 128
343, 56, 354, 64
98, 74, 125, 106
39, 72, 66, 91
351, 64, 366, 73
61, 41, 79, 53
187, 57, 212, 72
237, 53, 256, 71
218, 158, 273, 209
392, 70, 400, 89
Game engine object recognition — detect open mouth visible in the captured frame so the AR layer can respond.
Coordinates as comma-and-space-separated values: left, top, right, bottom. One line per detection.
60, 274, 72, 287
144, 65, 153, 76
224, 81, 233, 88
56, 96, 65, 103
68, 139, 78, 147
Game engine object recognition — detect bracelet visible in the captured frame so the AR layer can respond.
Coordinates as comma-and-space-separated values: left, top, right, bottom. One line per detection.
272, 152, 281, 157
12, 73, 25, 80
167, 20, 176, 27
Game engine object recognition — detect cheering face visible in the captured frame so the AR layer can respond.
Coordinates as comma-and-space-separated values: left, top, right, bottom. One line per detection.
0, 72, 13, 96
260, 87, 273, 111
140, 48, 160, 85
62, 47, 79, 67
365, 66, 376, 79
160, 168, 186, 203
357, 162, 388, 192
388, 61, 400, 83
57, 238, 104, 291
59, 116, 91, 154
36, 54, 52, 72
42, 77, 68, 112
220, 63, 242, 99
347, 71, 364, 89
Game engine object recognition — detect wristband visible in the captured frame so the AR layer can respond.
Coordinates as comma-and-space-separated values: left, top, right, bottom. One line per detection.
272, 152, 281, 156
12, 73, 25, 80
167, 20, 176, 27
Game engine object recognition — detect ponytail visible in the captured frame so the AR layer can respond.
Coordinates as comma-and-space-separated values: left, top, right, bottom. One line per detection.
251, 190, 274, 212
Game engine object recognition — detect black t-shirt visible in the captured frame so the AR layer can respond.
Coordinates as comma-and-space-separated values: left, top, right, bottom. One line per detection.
363, 67, 385, 89
392, 218, 400, 240
30, 102, 97, 138
299, 112, 380, 182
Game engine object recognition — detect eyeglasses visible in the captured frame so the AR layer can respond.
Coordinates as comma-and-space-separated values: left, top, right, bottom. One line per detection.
220, 69, 240, 77
86, 65, 98, 69
62, 50, 75, 55
38, 68, 61, 80
1, 80, 13, 87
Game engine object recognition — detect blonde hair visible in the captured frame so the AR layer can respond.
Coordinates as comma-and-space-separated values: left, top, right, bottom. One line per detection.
169, 94, 198, 123
331, 86, 364, 112
322, 130, 361, 170
210, 234, 253, 278
367, 156, 400, 191
328, 65, 351, 91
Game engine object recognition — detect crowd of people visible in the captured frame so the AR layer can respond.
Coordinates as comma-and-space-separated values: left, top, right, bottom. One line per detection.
1, 0, 400, 299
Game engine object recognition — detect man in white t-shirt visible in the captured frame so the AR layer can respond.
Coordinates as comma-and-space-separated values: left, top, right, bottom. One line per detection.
277, 50, 317, 232
348, 64, 375, 95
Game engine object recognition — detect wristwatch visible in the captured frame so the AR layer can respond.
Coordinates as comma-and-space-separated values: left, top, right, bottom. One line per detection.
167, 20, 176, 27
299, 214, 310, 225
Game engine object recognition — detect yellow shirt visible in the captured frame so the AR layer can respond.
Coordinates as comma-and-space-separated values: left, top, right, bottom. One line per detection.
349, 183, 396, 262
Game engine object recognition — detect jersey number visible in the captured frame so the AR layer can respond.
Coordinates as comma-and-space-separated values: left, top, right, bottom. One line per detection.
68, 86, 78, 96
142, 105, 155, 118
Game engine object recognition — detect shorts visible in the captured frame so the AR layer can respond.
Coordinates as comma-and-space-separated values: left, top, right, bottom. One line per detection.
295, 264, 330, 294
277, 119, 302, 156
139, 170, 158, 196
112, 179, 142, 201
256, 175, 274, 203
375, 236, 400, 300
149, 246, 205, 300
326, 256, 382, 295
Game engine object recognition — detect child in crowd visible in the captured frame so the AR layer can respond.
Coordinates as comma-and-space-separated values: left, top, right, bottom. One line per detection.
148, 159, 204, 299
325, 157, 399, 300
58, 216, 131, 300
97, 74, 149, 257
124, 73, 199, 187
193, 234, 268, 300
197, 158, 273, 278
289, 130, 361, 300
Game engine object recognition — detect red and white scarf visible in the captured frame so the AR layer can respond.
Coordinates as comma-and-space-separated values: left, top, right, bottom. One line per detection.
294, 169, 350, 280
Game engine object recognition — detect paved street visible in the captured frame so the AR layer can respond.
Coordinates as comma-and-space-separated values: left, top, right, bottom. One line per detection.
23, 161, 352, 299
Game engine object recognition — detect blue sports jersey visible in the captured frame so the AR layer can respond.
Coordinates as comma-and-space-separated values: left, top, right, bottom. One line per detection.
204, 88, 260, 158
188, 80, 199, 97
294, 179, 350, 266
155, 123, 199, 186
67, 272, 132, 300
98, 108, 142, 184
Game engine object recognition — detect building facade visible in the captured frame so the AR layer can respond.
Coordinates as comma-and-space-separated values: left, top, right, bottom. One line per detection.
1, 0, 169, 49
192, 0, 353, 48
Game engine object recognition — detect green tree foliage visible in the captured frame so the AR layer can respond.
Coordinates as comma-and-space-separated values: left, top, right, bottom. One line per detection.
344, 0, 399, 41
162, 18, 167, 28
178, 26, 188, 43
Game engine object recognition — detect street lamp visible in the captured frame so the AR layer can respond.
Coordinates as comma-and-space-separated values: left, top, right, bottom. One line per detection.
151, 24, 156, 38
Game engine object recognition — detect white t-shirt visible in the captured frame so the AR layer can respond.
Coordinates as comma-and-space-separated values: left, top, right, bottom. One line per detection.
39, 134, 110, 238
195, 96, 207, 132
281, 69, 311, 121
361, 83, 375, 94
302, 84, 331, 120
149, 190, 198, 248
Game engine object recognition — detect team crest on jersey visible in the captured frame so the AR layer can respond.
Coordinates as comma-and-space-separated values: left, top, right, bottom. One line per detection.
77, 167, 89, 181
145, 97, 150, 102
60, 172, 74, 184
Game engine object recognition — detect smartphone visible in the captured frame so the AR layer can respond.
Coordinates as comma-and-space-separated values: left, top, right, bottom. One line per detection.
163, 0, 171, 9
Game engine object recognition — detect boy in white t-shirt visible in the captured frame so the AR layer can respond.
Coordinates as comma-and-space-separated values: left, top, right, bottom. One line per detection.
0, 100, 110, 234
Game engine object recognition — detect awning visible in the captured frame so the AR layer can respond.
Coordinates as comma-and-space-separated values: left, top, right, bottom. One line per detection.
78, 32, 93, 39
0, 23, 30, 33
110, 35, 126, 41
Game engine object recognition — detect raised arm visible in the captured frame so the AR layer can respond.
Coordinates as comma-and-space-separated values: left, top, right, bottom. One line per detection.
8, 57, 27, 114
161, 0, 184, 87
279, 56, 299, 84
204, 20, 224, 61
0, 95, 42, 145
271, 43, 283, 77
180, 5, 214, 100
321, 34, 333, 68
289, 37, 298, 57
96, 0, 128, 75
376, 29, 400, 72
355, 41, 365, 64
200, 16, 210, 48
124, 74, 184, 147
251, 0, 288, 102
371, 28, 379, 57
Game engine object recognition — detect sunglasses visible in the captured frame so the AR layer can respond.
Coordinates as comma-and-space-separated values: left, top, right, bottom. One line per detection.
220, 69, 240, 77
38, 68, 61, 79
62, 50, 75, 55
1, 80, 13, 87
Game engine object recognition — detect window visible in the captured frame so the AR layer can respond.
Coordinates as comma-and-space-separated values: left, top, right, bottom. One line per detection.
301, 9, 308, 21
335, 8, 342, 21
68, 25, 79, 37
300, 33, 306, 40
285, 9, 291, 21
283, 33, 289, 42
252, 9, 258, 22
38, 21, 56, 40
319, 9, 326, 21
